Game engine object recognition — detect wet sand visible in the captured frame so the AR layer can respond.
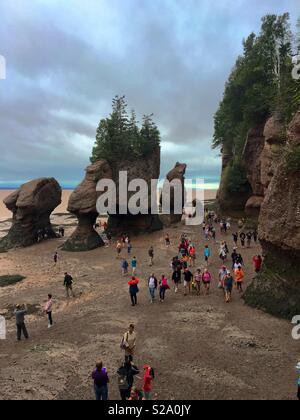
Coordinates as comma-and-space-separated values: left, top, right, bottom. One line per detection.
0, 218, 298, 400
0, 189, 217, 221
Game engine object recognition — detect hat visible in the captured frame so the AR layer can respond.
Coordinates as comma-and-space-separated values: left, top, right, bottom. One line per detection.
296, 362, 300, 370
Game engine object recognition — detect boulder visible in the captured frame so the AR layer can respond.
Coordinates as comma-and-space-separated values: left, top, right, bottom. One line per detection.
0, 178, 61, 250
62, 160, 112, 251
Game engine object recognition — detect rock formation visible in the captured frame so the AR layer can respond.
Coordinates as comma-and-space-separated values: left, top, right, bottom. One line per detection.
62, 160, 112, 251
260, 114, 286, 193
159, 162, 187, 226
244, 111, 300, 319
242, 124, 265, 216
217, 148, 252, 212
107, 147, 163, 235
64, 148, 164, 250
0, 178, 61, 250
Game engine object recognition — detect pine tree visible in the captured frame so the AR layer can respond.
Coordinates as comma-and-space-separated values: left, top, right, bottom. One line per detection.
91, 97, 160, 163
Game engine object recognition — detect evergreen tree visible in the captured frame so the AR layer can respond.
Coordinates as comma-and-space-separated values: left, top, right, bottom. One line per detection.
91, 96, 160, 163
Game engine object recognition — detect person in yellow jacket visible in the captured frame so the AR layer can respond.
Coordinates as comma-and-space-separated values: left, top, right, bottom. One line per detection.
234, 266, 245, 293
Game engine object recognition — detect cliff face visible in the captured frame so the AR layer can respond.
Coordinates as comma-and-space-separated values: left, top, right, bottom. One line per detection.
260, 115, 286, 194
217, 116, 286, 217
217, 149, 252, 211
0, 178, 61, 250
244, 111, 300, 319
242, 125, 265, 216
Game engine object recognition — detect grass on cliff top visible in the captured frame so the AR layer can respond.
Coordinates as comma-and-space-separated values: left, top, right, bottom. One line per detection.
0, 275, 26, 288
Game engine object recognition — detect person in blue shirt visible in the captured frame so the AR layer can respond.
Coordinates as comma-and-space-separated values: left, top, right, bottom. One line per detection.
131, 257, 137, 275
121, 259, 129, 276
204, 245, 211, 266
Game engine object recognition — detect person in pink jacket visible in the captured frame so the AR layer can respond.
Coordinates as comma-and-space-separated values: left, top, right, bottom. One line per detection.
202, 269, 212, 295
45, 294, 53, 329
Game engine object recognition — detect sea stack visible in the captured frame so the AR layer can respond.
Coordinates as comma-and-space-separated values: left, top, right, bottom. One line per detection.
62, 160, 112, 252
0, 178, 62, 250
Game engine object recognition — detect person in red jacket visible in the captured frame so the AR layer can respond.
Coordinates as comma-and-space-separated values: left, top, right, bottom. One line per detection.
253, 255, 263, 273
143, 365, 154, 400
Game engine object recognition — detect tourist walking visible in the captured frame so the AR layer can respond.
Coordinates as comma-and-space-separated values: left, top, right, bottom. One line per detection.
202, 269, 212, 295
143, 365, 155, 400
235, 266, 245, 293
45, 294, 53, 328
218, 265, 228, 291
194, 268, 202, 295
224, 272, 234, 303
131, 257, 137, 275
121, 324, 137, 361
246, 232, 252, 248
128, 277, 139, 307
232, 232, 238, 247
240, 232, 246, 248
172, 268, 181, 293
92, 361, 109, 400
127, 240, 132, 255
204, 245, 211, 266
148, 274, 158, 303
116, 241, 122, 258
14, 304, 29, 341
159, 275, 170, 302
189, 244, 196, 267
148, 246, 154, 266
64, 272, 75, 298
121, 258, 129, 276
53, 251, 58, 265
117, 360, 140, 400
183, 268, 193, 296
253, 255, 263, 273
165, 234, 170, 247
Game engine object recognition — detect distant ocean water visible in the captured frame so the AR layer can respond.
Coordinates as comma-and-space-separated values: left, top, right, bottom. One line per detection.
0, 175, 220, 191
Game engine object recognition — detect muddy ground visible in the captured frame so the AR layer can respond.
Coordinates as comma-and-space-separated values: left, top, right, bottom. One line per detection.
0, 217, 299, 400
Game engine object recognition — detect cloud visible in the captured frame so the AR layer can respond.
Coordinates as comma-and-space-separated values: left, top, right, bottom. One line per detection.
0, 0, 299, 187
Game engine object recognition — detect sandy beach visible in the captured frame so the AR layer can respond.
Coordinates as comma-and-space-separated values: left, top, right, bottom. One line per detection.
0, 217, 298, 400
0, 189, 217, 221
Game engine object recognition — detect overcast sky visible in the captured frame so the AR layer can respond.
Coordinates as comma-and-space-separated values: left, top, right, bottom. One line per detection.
0, 0, 299, 188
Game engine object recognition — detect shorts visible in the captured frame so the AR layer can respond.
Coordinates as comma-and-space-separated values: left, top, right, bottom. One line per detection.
203, 281, 210, 286
205, 256, 209, 261
225, 286, 233, 293
184, 280, 191, 287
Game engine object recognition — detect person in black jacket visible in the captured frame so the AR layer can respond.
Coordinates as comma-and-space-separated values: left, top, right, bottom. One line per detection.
117, 360, 140, 400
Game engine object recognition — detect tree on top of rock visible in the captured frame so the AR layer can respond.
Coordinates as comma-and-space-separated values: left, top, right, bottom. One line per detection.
91, 96, 160, 163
